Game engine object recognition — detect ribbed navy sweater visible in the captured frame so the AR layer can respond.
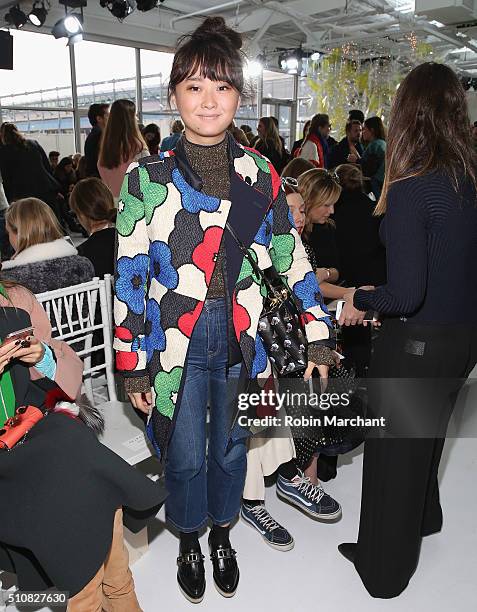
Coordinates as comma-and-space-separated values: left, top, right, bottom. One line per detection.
353, 171, 477, 324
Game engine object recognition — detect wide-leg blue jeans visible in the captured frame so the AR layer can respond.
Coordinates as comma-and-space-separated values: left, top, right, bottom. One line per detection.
165, 298, 247, 532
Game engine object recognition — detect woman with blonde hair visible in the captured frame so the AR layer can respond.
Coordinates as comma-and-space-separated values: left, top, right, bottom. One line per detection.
298, 168, 352, 301
70, 178, 117, 277
98, 99, 148, 198
1, 198, 93, 292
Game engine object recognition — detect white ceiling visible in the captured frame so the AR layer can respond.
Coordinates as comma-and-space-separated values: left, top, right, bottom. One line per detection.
2, 0, 477, 71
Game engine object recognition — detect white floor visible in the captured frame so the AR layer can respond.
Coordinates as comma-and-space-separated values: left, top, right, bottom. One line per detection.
13, 385, 477, 612
130, 435, 477, 612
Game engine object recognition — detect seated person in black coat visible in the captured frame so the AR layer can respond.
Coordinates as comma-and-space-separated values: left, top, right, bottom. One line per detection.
332, 164, 387, 375
70, 178, 116, 278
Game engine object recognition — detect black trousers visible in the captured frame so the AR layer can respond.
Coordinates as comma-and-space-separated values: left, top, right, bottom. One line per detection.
354, 319, 477, 598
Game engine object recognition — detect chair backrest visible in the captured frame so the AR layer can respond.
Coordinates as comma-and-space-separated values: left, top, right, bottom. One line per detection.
35, 277, 117, 404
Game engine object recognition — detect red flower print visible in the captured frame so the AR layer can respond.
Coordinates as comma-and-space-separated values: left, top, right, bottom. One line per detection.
116, 351, 139, 371
232, 293, 251, 341
115, 326, 133, 341
268, 163, 282, 200
301, 312, 317, 326
192, 227, 223, 285
178, 301, 204, 338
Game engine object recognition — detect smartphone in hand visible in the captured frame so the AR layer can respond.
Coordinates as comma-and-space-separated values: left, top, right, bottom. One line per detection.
3, 327, 34, 345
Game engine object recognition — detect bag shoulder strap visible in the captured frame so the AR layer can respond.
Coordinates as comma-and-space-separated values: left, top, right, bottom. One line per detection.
225, 221, 275, 293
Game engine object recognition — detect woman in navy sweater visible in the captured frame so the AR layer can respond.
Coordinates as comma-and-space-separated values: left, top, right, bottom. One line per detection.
338, 63, 477, 598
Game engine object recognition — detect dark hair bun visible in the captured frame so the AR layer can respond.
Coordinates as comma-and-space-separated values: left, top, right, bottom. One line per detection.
192, 16, 242, 51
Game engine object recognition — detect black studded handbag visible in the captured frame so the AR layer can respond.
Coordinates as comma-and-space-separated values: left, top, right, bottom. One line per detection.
226, 222, 308, 375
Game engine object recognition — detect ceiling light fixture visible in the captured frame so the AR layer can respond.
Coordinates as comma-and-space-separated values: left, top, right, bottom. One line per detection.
52, 0, 86, 45
28, 1, 48, 27
100, 0, 134, 21
136, 0, 158, 11
5, 5, 28, 29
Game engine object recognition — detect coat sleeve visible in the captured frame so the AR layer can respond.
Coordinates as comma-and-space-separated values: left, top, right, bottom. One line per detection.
24, 290, 83, 399
269, 178, 336, 350
113, 163, 150, 380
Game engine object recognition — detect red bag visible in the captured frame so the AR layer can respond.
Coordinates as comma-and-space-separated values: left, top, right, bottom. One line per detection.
0, 405, 44, 450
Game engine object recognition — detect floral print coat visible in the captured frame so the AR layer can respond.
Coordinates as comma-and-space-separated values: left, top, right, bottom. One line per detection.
114, 134, 334, 460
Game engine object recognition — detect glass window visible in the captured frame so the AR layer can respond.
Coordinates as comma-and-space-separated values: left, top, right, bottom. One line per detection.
0, 30, 72, 108
74, 41, 136, 150
0, 108, 75, 155
140, 50, 175, 141
297, 76, 315, 142
263, 70, 294, 101
74, 41, 136, 108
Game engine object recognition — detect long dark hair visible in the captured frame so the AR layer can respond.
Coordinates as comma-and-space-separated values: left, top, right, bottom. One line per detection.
376, 62, 477, 214
364, 116, 386, 142
257, 116, 282, 154
98, 99, 146, 169
168, 16, 245, 102
0, 123, 26, 147
308, 114, 329, 139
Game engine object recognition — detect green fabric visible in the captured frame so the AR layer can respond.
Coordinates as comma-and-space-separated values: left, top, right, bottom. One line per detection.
0, 370, 16, 422
0, 282, 16, 422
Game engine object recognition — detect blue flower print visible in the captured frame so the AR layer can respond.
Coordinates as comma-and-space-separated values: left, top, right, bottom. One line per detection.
252, 334, 268, 378
172, 168, 220, 213
116, 254, 149, 315
149, 241, 179, 289
294, 271, 321, 311
254, 209, 273, 247
145, 299, 166, 361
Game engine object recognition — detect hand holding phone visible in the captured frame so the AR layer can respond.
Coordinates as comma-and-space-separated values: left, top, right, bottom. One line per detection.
3, 327, 34, 345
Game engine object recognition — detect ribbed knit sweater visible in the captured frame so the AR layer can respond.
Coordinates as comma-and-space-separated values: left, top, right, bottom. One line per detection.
354, 171, 477, 324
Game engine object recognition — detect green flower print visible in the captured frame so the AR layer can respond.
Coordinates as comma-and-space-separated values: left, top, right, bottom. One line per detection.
117, 181, 145, 238
154, 366, 183, 419
237, 248, 261, 285
243, 149, 270, 174
138, 167, 168, 225
270, 234, 295, 274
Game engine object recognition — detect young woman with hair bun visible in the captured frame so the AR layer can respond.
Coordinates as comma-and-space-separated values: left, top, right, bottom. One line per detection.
114, 15, 336, 603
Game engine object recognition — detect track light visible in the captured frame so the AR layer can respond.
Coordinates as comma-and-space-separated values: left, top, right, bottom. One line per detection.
100, 0, 134, 21
5, 5, 28, 29
52, 14, 83, 44
52, 0, 86, 45
28, 2, 48, 27
136, 0, 158, 10
279, 49, 304, 75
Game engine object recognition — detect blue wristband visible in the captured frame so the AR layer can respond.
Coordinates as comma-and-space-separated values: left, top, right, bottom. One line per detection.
35, 343, 57, 380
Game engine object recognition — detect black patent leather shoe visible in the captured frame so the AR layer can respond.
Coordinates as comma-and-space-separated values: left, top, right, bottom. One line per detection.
177, 547, 206, 604
208, 534, 239, 598
338, 542, 357, 564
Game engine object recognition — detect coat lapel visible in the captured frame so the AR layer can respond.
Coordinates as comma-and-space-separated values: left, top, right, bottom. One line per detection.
224, 170, 271, 295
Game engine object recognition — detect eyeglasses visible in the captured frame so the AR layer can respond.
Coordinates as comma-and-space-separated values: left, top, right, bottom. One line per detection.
281, 176, 299, 191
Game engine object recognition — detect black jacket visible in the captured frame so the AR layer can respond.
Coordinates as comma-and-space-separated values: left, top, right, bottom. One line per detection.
328, 137, 364, 170
332, 190, 386, 287
0, 140, 60, 204
78, 228, 115, 277
84, 125, 102, 178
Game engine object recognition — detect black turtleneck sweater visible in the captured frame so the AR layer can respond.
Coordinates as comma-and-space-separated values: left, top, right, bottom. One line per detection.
354, 171, 477, 324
